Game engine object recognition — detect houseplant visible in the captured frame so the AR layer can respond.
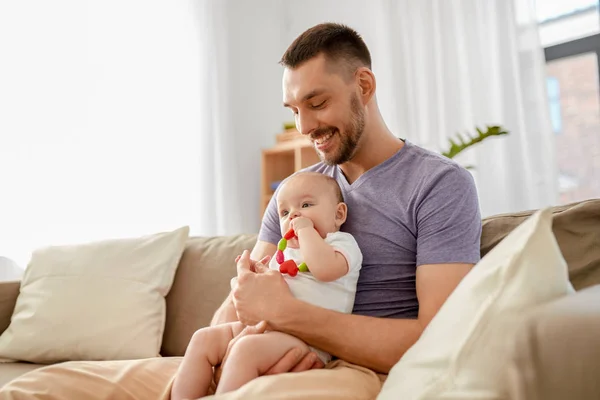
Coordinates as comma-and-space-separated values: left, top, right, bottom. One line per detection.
442, 125, 509, 167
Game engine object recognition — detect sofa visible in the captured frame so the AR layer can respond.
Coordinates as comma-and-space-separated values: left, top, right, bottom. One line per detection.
0, 199, 599, 399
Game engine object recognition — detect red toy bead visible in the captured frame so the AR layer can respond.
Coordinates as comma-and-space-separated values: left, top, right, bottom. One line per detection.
275, 250, 285, 264
284, 228, 296, 240
279, 259, 297, 276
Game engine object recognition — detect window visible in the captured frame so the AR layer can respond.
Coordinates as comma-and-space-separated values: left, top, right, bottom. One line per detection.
546, 77, 562, 133
538, 0, 600, 204
537, 0, 599, 46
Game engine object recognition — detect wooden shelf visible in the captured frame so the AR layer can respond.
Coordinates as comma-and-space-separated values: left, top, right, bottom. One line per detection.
260, 132, 320, 218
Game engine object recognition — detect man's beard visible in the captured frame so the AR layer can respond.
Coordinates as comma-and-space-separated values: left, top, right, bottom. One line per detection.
313, 94, 366, 166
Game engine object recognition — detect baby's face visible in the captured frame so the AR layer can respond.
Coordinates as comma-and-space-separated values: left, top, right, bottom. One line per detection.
276, 174, 341, 240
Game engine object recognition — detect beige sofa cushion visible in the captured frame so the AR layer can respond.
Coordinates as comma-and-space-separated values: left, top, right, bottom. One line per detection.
481, 199, 600, 290
506, 285, 600, 400
0, 226, 189, 364
378, 208, 575, 399
161, 234, 257, 357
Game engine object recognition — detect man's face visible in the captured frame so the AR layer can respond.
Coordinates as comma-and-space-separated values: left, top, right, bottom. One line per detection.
283, 55, 366, 166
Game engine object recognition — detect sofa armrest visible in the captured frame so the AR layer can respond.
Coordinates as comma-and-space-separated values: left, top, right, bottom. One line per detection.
0, 281, 19, 334
506, 285, 600, 400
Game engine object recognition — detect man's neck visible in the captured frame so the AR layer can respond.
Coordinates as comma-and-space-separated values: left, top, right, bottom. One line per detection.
339, 123, 404, 185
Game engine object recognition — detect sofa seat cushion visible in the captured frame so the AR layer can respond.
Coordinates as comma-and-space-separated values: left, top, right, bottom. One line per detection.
0, 363, 44, 388
481, 199, 600, 290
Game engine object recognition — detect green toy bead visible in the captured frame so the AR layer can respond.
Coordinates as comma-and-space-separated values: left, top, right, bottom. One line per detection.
298, 262, 309, 272
278, 238, 287, 251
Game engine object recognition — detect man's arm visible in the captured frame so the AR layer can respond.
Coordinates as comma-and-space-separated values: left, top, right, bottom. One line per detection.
234, 261, 472, 373
210, 240, 277, 326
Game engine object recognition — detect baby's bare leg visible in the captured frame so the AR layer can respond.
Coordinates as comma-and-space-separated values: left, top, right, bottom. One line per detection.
216, 332, 311, 394
171, 322, 245, 400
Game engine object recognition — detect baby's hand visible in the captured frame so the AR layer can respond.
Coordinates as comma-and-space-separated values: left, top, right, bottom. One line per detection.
234, 252, 271, 274
291, 217, 314, 234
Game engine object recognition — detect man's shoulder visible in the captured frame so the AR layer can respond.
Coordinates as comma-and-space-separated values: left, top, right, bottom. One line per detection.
359, 140, 468, 191
366, 140, 476, 212
402, 140, 462, 171
399, 140, 474, 185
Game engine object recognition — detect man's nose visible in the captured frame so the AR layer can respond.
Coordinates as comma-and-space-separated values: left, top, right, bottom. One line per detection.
296, 112, 318, 136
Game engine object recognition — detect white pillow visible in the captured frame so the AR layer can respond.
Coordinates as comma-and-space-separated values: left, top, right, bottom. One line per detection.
378, 208, 575, 400
0, 226, 189, 364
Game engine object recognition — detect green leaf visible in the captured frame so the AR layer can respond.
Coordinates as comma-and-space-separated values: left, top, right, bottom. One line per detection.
442, 125, 509, 160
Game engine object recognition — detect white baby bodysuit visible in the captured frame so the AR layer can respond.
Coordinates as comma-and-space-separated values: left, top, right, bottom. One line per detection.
268, 231, 363, 363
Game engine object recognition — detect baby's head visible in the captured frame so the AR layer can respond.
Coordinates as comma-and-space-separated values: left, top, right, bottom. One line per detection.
276, 172, 347, 239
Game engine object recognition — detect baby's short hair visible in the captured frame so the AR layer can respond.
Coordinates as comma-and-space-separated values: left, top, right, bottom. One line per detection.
288, 171, 344, 203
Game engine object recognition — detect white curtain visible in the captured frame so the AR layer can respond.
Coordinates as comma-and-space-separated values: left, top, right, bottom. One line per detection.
372, 0, 558, 217
0, 1, 241, 268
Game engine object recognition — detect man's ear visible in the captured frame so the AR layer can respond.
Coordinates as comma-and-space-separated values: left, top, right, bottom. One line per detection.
335, 202, 348, 228
356, 67, 375, 105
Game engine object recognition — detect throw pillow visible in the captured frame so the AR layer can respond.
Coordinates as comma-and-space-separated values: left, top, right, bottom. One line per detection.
0, 226, 189, 364
378, 208, 575, 399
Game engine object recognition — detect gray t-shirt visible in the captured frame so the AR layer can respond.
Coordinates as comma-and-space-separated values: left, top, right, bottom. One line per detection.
259, 139, 482, 319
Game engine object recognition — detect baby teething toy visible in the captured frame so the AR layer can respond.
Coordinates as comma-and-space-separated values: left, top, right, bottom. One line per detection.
276, 228, 309, 277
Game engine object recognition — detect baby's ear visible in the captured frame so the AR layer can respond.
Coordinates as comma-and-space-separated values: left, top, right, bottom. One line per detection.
335, 202, 348, 227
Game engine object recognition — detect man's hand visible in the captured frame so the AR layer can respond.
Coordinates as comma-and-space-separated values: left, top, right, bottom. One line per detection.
232, 250, 294, 327
264, 346, 325, 375
291, 217, 314, 234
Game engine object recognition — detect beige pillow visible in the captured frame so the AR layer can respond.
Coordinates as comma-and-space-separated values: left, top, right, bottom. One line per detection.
0, 226, 189, 364
378, 208, 575, 399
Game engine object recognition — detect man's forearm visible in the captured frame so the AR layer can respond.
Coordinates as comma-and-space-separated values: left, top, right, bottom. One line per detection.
271, 299, 423, 373
210, 292, 239, 326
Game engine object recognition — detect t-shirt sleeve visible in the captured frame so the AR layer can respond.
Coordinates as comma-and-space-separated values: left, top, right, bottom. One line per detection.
326, 232, 363, 273
258, 192, 281, 245
416, 165, 482, 266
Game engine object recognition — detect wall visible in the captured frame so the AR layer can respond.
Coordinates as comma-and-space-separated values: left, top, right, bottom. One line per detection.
223, 0, 289, 232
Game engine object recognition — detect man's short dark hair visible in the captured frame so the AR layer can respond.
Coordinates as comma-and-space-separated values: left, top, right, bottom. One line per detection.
280, 23, 371, 76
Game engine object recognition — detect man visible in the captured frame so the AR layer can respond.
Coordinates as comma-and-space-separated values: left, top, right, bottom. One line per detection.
212, 22, 481, 380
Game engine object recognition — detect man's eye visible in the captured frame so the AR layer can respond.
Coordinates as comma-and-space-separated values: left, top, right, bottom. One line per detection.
310, 101, 325, 109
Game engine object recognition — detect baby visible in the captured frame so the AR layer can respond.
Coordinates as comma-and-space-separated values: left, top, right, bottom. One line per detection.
171, 171, 362, 399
